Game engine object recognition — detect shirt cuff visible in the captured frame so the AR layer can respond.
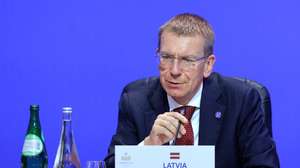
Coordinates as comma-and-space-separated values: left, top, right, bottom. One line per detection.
138, 140, 144, 146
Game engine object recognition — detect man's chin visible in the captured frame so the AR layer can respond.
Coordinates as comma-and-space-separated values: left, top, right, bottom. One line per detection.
166, 90, 184, 99
169, 94, 187, 104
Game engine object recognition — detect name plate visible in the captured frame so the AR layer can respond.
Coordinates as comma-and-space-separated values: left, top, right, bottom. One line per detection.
115, 145, 214, 168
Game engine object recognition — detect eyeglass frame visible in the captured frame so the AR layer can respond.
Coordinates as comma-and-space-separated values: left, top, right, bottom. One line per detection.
156, 51, 209, 70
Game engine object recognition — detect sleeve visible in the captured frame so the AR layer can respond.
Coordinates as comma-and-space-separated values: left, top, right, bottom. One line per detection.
104, 88, 139, 168
237, 87, 280, 168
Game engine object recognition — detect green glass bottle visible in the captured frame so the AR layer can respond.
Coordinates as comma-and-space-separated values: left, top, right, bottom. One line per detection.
21, 105, 48, 168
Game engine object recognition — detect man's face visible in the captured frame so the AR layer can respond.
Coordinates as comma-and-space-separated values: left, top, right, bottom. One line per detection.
159, 32, 213, 104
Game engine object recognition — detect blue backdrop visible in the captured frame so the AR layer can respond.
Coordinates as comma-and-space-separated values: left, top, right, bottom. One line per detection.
1, 0, 299, 167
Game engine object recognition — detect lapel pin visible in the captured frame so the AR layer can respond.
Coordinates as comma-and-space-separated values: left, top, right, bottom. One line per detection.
215, 111, 222, 119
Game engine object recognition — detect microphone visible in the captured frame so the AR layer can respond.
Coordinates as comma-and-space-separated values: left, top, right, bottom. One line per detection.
171, 108, 185, 145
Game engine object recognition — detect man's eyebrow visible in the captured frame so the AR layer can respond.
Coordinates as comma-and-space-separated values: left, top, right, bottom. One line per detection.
159, 51, 201, 58
159, 51, 172, 54
180, 54, 202, 58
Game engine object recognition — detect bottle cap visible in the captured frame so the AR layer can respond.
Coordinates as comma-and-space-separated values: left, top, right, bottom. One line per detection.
30, 104, 39, 111
62, 107, 72, 113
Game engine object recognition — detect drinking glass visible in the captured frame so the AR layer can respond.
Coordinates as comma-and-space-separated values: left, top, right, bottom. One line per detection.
86, 160, 106, 168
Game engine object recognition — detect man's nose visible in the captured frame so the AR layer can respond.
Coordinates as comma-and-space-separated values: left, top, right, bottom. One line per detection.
170, 59, 181, 77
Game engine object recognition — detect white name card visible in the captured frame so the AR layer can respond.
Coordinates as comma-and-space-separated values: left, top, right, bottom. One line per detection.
115, 145, 215, 168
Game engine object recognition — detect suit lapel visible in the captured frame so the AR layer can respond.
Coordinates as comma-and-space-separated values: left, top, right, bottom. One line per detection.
144, 79, 169, 135
198, 73, 226, 145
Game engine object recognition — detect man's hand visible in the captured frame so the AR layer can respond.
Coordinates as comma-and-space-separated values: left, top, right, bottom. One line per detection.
144, 112, 188, 145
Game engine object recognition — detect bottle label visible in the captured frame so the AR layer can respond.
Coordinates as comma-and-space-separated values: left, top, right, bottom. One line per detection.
22, 134, 43, 156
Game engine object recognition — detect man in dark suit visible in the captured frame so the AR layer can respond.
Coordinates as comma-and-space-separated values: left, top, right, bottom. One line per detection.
105, 13, 279, 167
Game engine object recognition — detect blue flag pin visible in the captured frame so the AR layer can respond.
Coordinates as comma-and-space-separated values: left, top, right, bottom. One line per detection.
215, 111, 222, 119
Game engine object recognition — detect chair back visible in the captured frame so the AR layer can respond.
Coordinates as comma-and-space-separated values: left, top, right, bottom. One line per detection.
235, 78, 273, 137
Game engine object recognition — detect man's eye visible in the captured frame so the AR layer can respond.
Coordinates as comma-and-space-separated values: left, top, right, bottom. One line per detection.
182, 57, 196, 62
162, 55, 173, 59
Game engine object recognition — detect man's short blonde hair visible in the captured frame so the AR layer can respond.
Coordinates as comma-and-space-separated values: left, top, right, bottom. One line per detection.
158, 13, 215, 57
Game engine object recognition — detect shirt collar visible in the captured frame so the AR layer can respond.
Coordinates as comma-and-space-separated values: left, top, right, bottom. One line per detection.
167, 83, 203, 111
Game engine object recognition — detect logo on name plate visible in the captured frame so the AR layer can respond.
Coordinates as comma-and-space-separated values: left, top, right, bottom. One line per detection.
118, 152, 133, 167
121, 152, 131, 161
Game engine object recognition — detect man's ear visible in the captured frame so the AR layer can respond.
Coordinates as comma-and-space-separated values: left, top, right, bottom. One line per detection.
203, 55, 216, 78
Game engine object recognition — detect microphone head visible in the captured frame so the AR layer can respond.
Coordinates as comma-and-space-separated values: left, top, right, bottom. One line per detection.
179, 108, 185, 114
173, 106, 185, 115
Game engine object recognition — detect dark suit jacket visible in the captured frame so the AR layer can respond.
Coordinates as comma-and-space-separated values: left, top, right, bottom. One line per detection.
105, 72, 279, 168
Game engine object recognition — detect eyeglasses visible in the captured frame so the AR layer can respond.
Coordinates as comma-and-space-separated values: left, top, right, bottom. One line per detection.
157, 52, 208, 70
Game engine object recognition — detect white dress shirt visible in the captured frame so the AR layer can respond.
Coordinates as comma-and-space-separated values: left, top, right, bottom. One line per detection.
139, 83, 203, 146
